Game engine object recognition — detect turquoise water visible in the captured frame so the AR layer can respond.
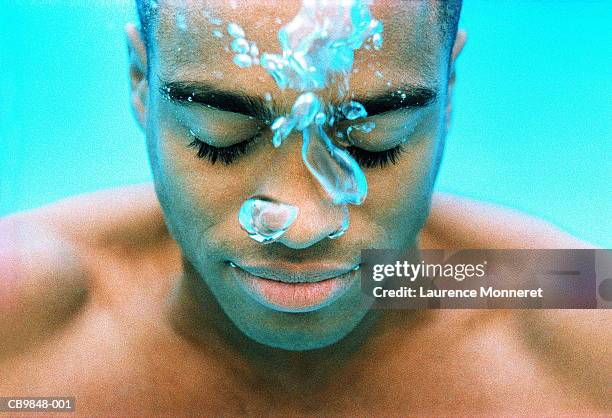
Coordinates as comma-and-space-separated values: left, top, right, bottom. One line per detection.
1, 1, 610, 247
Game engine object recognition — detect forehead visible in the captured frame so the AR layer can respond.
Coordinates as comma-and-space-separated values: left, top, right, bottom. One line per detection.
151, 0, 447, 97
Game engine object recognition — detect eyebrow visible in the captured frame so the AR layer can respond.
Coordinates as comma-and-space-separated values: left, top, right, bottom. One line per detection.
159, 80, 438, 121
160, 80, 276, 121
356, 86, 438, 116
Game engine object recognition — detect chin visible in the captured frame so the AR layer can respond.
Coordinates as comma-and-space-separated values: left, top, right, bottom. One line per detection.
230, 299, 372, 352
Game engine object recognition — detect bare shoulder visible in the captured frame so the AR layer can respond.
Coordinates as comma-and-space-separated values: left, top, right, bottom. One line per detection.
8, 183, 172, 252
0, 184, 180, 357
0, 215, 88, 357
421, 192, 596, 249
420, 194, 610, 409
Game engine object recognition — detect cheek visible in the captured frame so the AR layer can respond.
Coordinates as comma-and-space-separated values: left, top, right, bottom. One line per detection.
357, 109, 444, 246
146, 122, 258, 257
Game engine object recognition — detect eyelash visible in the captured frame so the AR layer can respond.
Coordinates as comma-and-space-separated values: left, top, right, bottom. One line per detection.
188, 132, 405, 168
188, 134, 260, 165
346, 145, 405, 169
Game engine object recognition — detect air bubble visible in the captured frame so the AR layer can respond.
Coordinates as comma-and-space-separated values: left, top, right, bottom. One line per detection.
249, 43, 259, 57
238, 197, 299, 244
231, 38, 250, 54
340, 101, 368, 120
227, 22, 245, 38
372, 33, 383, 50
176, 13, 187, 31
314, 112, 327, 125
233, 54, 253, 68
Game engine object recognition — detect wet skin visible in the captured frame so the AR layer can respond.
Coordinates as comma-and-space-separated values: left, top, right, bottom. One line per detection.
1, 0, 610, 415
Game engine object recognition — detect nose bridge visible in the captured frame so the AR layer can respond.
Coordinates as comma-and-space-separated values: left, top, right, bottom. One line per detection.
257, 135, 346, 249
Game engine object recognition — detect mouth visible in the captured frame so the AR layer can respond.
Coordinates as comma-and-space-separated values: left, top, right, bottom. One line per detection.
229, 262, 360, 313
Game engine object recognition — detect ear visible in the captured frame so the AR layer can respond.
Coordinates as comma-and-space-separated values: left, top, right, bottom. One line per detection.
445, 29, 467, 132
126, 23, 148, 131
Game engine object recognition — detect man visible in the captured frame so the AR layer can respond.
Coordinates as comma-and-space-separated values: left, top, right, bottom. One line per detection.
1, 0, 609, 415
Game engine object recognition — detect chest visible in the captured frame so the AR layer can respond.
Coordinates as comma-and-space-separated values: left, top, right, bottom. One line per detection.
1, 307, 592, 416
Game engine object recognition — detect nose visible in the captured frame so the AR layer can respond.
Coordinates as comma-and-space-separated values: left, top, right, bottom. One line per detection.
255, 136, 348, 249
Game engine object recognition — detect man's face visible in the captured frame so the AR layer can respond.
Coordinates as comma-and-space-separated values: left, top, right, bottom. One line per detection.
135, 0, 457, 350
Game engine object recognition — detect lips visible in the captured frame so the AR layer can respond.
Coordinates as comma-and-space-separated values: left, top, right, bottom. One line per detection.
230, 263, 358, 313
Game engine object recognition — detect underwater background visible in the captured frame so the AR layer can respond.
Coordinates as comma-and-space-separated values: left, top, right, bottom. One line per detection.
1, 0, 610, 246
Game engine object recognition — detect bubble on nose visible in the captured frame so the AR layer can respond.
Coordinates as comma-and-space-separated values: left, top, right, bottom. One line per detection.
239, 197, 299, 244
302, 125, 367, 206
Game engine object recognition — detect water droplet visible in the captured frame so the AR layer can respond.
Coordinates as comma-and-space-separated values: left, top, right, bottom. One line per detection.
212, 29, 223, 39
249, 42, 259, 57
400, 93, 406, 100
314, 112, 327, 125
371, 33, 383, 50
374, 70, 383, 78
176, 13, 187, 31
271, 116, 296, 147
231, 38, 250, 54
238, 197, 299, 244
187, 96, 193, 102
227, 22, 245, 38
350, 121, 376, 134
340, 101, 368, 120
291, 92, 321, 130
233, 54, 253, 68
264, 92, 272, 101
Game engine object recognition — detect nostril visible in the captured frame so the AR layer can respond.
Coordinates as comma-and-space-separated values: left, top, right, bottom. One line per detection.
327, 206, 350, 239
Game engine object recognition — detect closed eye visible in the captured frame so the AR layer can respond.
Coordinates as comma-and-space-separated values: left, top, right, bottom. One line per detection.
188, 132, 262, 165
